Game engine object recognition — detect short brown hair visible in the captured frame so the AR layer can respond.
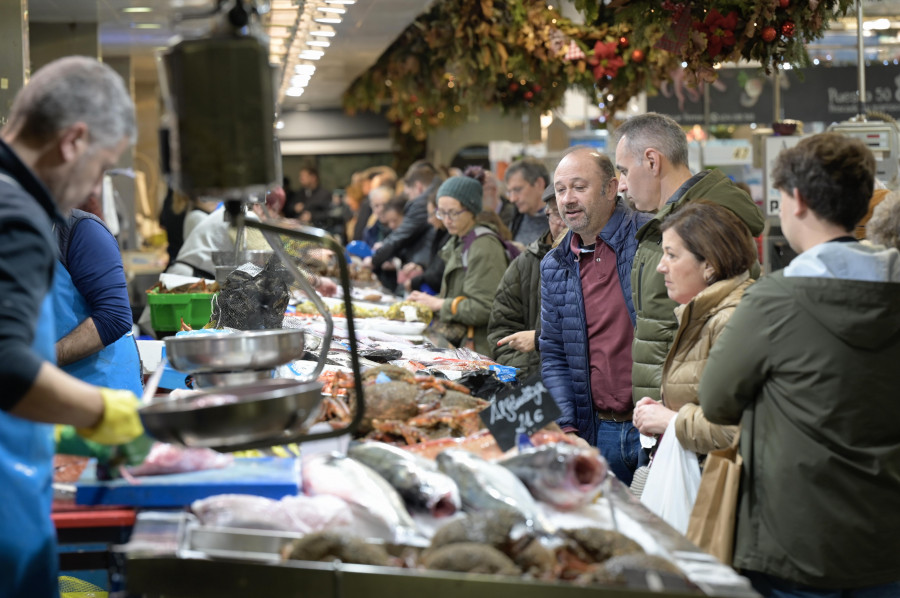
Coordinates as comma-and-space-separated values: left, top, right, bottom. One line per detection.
772, 132, 875, 230
661, 200, 757, 283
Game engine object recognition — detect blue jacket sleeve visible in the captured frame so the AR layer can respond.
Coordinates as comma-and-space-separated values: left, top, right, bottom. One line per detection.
539, 255, 577, 432
66, 218, 133, 346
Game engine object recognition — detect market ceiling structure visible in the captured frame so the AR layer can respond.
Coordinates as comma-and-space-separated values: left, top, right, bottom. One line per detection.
25, 0, 900, 112
27, 0, 432, 111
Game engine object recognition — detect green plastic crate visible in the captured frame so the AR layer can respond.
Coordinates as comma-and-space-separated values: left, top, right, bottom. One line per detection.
146, 292, 215, 332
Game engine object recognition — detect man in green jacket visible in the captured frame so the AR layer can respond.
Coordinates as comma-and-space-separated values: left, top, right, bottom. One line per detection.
614, 113, 764, 402
488, 185, 566, 376
699, 133, 900, 597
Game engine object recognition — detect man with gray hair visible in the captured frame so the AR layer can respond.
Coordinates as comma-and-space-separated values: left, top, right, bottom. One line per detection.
0, 56, 144, 597
614, 112, 764, 403
505, 157, 550, 245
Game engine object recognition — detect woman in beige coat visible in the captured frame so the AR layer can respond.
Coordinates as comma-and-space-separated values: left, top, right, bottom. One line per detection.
632, 201, 759, 455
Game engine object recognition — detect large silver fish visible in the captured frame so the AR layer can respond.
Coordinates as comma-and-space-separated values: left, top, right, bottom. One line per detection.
435, 449, 553, 532
348, 441, 461, 518
301, 452, 422, 544
499, 443, 608, 510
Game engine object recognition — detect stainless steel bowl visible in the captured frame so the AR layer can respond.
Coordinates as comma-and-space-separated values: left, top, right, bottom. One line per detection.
164, 329, 305, 373
139, 379, 324, 451
192, 369, 275, 389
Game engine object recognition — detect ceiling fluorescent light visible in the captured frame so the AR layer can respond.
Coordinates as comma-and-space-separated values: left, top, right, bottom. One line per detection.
307, 39, 330, 47
123, 7, 153, 13
310, 25, 335, 37
313, 14, 341, 24
317, 6, 346, 14
325, 0, 356, 4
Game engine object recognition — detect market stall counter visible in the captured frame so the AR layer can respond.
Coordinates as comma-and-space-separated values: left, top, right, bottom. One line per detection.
118, 478, 758, 598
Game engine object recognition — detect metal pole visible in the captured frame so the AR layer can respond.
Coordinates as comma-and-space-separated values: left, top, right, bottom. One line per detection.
703, 82, 711, 131
857, 0, 867, 119
773, 69, 781, 123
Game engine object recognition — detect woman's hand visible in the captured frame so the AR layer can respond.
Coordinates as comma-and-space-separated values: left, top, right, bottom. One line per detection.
408, 291, 444, 313
497, 330, 536, 353
633, 396, 676, 436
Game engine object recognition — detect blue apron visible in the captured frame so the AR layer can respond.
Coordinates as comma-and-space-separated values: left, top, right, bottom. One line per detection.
0, 295, 60, 598
51, 260, 143, 395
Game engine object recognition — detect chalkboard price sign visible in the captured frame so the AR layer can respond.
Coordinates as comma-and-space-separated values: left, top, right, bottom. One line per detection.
479, 374, 562, 451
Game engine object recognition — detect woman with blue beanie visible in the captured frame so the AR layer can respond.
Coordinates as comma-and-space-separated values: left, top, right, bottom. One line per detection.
409, 175, 512, 355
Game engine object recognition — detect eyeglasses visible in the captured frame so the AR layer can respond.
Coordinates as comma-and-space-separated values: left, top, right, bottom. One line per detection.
435, 209, 467, 221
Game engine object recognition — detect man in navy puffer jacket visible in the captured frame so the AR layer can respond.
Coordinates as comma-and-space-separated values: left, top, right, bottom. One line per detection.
540, 147, 651, 485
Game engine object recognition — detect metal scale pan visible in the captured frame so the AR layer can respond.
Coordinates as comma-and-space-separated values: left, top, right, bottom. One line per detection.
139, 217, 366, 452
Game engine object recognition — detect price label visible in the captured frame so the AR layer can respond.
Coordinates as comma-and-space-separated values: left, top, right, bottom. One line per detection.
479, 374, 562, 451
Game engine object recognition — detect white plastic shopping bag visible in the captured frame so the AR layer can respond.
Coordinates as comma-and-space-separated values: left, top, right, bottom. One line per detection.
639, 417, 702, 535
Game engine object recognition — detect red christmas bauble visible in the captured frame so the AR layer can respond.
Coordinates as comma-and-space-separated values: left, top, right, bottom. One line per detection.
778, 0, 789, 7
524, 90, 534, 100
761, 26, 777, 42
509, 82, 519, 92
619, 36, 629, 48
781, 21, 795, 37
631, 49, 645, 63
409, 94, 418, 103
532, 84, 542, 93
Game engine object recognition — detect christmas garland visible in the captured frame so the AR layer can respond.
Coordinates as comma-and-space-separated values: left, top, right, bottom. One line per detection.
342, 0, 855, 143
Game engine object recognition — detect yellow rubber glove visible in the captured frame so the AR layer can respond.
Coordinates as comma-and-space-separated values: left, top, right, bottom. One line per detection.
76, 388, 145, 446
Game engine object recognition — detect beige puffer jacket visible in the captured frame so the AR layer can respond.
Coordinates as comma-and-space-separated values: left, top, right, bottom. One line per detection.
662, 272, 752, 454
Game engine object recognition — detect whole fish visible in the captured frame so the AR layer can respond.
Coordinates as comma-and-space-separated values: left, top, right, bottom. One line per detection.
499, 443, 608, 510
435, 449, 553, 532
348, 441, 461, 518
301, 452, 422, 544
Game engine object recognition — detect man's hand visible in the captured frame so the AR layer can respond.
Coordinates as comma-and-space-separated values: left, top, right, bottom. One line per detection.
76, 388, 144, 446
497, 330, 536, 353
408, 291, 444, 313
566, 432, 592, 449
632, 396, 676, 436
399, 263, 424, 289
315, 277, 338, 297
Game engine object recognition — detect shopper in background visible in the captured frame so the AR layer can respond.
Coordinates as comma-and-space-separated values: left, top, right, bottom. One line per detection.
362, 184, 394, 248
284, 166, 331, 227
368, 161, 438, 284
0, 56, 146, 598
614, 112, 764, 403
700, 133, 900, 597
865, 190, 900, 250
401, 188, 447, 295
488, 184, 565, 377
505, 157, 551, 246
632, 202, 755, 458
351, 166, 397, 242
540, 147, 650, 484
479, 167, 517, 231
408, 176, 510, 355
